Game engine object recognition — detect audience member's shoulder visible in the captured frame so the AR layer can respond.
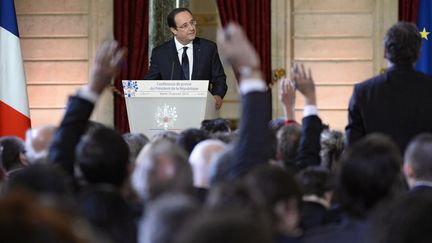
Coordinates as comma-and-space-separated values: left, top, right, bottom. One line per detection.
416, 70, 432, 82
303, 215, 370, 243
354, 72, 387, 91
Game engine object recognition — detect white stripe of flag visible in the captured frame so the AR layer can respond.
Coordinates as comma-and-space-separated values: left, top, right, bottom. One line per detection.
0, 0, 31, 138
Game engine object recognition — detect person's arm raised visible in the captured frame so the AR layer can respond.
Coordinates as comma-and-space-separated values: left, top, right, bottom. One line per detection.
217, 23, 272, 177
48, 39, 125, 179
279, 78, 296, 123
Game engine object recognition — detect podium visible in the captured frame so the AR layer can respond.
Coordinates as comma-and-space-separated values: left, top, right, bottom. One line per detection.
122, 80, 217, 137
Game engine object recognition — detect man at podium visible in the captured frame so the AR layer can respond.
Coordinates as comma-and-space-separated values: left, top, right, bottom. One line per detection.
144, 8, 227, 110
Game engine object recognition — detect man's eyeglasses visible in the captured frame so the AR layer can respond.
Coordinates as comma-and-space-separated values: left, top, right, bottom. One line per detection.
177, 20, 197, 30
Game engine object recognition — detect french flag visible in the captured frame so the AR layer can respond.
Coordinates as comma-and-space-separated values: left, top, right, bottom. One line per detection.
0, 0, 31, 139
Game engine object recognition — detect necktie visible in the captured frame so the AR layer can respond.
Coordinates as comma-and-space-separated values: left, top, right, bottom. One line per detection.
182, 46, 189, 80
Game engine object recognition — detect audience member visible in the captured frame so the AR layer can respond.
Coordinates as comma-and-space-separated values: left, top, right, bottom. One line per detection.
269, 118, 286, 136
189, 139, 227, 201
277, 125, 301, 168
346, 22, 432, 152
0, 191, 94, 243
206, 180, 259, 212
132, 139, 193, 202
276, 67, 322, 173
76, 126, 129, 187
215, 23, 274, 178
200, 118, 231, 134
47, 39, 137, 243
304, 134, 403, 243
373, 190, 432, 243
0, 136, 28, 177
297, 166, 334, 231
403, 133, 432, 191
24, 125, 57, 163
151, 130, 178, 143
246, 165, 303, 243
6, 164, 72, 207
320, 129, 344, 172
123, 132, 150, 164
175, 210, 272, 243
208, 145, 236, 186
176, 128, 209, 155
139, 194, 199, 243
209, 131, 237, 144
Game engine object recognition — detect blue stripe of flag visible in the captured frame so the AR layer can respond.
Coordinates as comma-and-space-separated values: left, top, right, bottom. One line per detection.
416, 0, 432, 75
0, 0, 20, 37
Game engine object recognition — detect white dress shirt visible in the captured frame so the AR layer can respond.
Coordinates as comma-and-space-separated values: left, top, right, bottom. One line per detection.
174, 37, 193, 80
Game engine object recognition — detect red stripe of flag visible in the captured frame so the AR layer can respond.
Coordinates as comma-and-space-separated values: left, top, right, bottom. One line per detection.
0, 100, 31, 139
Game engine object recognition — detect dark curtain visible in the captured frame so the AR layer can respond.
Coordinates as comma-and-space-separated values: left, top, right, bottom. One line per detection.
216, 0, 272, 85
114, 0, 149, 133
399, 0, 419, 22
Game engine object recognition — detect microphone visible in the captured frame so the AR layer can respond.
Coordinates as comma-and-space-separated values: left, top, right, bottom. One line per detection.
170, 60, 175, 80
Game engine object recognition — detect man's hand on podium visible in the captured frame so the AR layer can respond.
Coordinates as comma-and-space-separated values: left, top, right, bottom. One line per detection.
214, 95, 223, 110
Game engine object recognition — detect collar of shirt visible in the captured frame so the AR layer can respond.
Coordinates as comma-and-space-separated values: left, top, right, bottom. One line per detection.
174, 37, 193, 52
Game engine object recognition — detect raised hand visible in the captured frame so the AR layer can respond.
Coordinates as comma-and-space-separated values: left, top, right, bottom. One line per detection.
279, 78, 296, 120
217, 23, 261, 79
90, 39, 126, 94
291, 63, 316, 105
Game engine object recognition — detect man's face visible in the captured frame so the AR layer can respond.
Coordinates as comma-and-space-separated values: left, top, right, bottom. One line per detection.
171, 11, 196, 45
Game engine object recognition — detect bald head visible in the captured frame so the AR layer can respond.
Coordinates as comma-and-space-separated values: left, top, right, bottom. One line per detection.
25, 125, 57, 163
189, 139, 226, 188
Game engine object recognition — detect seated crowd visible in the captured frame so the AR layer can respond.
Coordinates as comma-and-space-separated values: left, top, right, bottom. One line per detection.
1, 21, 432, 243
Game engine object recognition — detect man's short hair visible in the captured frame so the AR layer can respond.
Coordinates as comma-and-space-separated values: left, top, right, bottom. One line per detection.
0, 136, 26, 171
375, 190, 432, 243
338, 134, 402, 217
404, 133, 432, 181
139, 194, 198, 243
122, 132, 149, 164
384, 22, 421, 66
132, 140, 193, 201
167, 7, 192, 29
298, 166, 333, 198
76, 126, 129, 187
277, 124, 301, 166
245, 165, 302, 225
176, 128, 209, 155
201, 118, 231, 134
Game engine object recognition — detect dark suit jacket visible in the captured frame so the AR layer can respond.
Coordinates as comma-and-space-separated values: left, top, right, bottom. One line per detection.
145, 37, 228, 98
48, 97, 139, 243
286, 115, 322, 173
228, 91, 273, 178
346, 65, 432, 152
303, 214, 370, 243
48, 96, 94, 178
226, 91, 322, 178
301, 201, 331, 231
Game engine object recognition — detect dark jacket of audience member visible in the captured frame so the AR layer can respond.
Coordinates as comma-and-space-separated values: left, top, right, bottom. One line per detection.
346, 22, 432, 153
372, 190, 432, 243
246, 165, 303, 243
48, 95, 137, 243
298, 166, 335, 231
304, 134, 403, 243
